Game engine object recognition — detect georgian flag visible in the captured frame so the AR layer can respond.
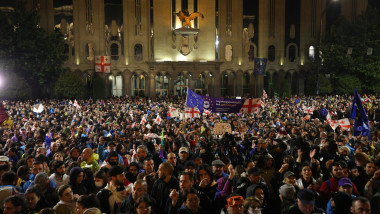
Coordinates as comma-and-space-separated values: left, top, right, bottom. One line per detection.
154, 114, 162, 124
203, 109, 212, 116
141, 116, 147, 125
95, 56, 111, 73
185, 107, 200, 118
326, 112, 339, 130
73, 100, 81, 109
338, 119, 351, 131
168, 106, 179, 118
303, 107, 314, 115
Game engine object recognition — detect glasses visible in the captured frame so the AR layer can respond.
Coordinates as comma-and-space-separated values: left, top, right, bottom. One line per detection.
227, 196, 244, 207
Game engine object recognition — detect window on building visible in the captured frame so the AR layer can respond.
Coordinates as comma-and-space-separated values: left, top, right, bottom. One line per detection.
134, 44, 143, 61
195, 73, 206, 95
110, 43, 119, 60
132, 74, 145, 96
309, 46, 315, 60
111, 75, 123, 97
174, 73, 188, 96
289, 45, 296, 62
155, 73, 169, 96
221, 72, 228, 96
268, 45, 275, 62
248, 45, 255, 62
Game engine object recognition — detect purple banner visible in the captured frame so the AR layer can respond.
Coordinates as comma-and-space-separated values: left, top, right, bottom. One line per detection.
202, 96, 245, 113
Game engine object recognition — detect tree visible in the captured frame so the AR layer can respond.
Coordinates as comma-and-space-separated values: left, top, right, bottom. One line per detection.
318, 75, 333, 95
54, 71, 85, 98
0, 0, 68, 98
335, 75, 362, 95
321, 6, 380, 93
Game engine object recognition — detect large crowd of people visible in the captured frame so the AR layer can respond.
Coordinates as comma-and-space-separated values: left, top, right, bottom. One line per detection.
0, 94, 379, 214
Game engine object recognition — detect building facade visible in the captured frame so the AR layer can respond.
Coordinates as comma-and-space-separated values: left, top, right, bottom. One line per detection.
1, 0, 369, 97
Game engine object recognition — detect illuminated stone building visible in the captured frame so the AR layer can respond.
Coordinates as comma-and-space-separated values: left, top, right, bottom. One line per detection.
0, 0, 370, 97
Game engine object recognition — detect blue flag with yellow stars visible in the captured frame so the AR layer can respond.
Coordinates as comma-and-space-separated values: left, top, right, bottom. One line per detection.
254, 58, 267, 75
186, 88, 204, 113
351, 88, 370, 139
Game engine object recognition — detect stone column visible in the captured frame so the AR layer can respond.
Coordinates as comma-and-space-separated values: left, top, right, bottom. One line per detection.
123, 71, 132, 96
235, 71, 243, 96
255, 74, 264, 98
249, 73, 256, 98
148, 73, 155, 97
213, 71, 221, 97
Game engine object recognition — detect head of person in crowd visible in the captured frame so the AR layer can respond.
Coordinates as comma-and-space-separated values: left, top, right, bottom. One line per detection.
364, 161, 376, 178
178, 146, 189, 162
1, 171, 16, 186
17, 165, 30, 182
31, 161, 44, 177
83, 207, 102, 214
36, 147, 47, 156
247, 167, 262, 185
351, 197, 370, 214
225, 194, 244, 214
34, 172, 50, 191
142, 158, 154, 174
329, 161, 343, 180
132, 179, 148, 202
57, 184, 74, 204
109, 165, 125, 187
212, 159, 225, 178
69, 167, 84, 186
136, 145, 148, 162
126, 162, 139, 183
182, 188, 200, 213
76, 194, 100, 214
25, 155, 35, 168
25, 186, 43, 211
38, 208, 56, 214
243, 160, 255, 174
243, 196, 262, 214
180, 172, 194, 192
158, 162, 174, 183
53, 152, 64, 162
296, 189, 316, 214
166, 153, 177, 167
135, 196, 153, 214
197, 164, 214, 187
51, 160, 65, 177
338, 177, 354, 195
94, 170, 108, 189
107, 151, 119, 166
246, 185, 265, 204
283, 171, 296, 186
2, 195, 27, 214
184, 161, 197, 176
329, 191, 352, 214
68, 147, 81, 161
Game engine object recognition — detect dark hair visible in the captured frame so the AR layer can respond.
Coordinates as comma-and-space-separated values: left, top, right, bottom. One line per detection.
107, 151, 119, 160
135, 196, 153, 210
4, 195, 27, 213
51, 160, 65, 171
182, 188, 198, 202
25, 186, 42, 198
1, 171, 16, 185
57, 184, 71, 197
0, 164, 10, 172
197, 164, 214, 181
329, 161, 342, 173
352, 196, 370, 206
180, 171, 194, 182
17, 165, 30, 177
94, 170, 108, 183
76, 194, 100, 209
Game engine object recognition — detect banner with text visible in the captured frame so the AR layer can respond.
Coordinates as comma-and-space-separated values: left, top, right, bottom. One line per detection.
202, 96, 245, 113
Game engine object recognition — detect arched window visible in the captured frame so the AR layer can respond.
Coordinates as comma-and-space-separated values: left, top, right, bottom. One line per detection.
132, 74, 145, 96
195, 73, 206, 95
268, 45, 275, 62
155, 73, 169, 96
243, 72, 250, 95
221, 72, 228, 96
309, 46, 315, 60
111, 74, 123, 97
134, 44, 143, 61
289, 45, 296, 62
174, 73, 188, 96
248, 45, 255, 62
110, 43, 119, 60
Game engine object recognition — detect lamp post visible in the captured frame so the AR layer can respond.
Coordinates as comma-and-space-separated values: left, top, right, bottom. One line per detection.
316, 0, 339, 95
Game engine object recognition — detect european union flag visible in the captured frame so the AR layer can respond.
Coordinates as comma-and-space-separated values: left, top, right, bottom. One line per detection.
351, 89, 371, 139
254, 58, 267, 75
186, 88, 204, 113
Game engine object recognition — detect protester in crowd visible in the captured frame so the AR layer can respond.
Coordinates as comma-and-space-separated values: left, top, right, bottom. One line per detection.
53, 184, 76, 214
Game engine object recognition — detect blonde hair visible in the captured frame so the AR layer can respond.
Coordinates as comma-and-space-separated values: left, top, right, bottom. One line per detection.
83, 208, 102, 214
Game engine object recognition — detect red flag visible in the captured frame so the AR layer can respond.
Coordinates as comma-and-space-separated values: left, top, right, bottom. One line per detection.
95, 56, 111, 73
185, 107, 200, 118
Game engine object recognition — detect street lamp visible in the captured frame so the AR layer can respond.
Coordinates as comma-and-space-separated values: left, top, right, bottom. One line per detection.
316, 0, 339, 95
